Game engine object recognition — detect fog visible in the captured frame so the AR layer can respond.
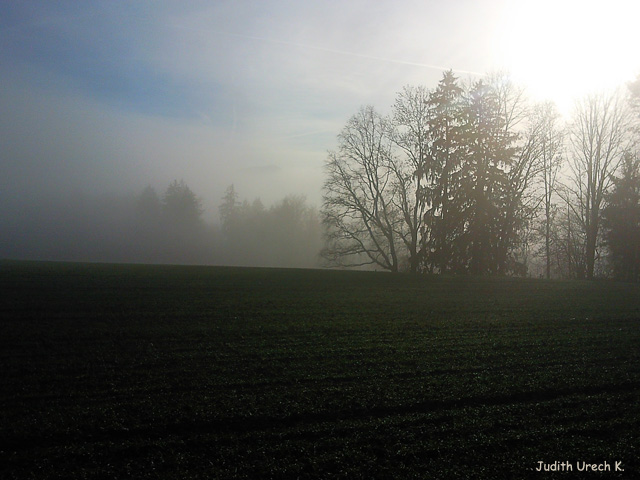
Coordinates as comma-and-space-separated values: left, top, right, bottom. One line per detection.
2, 1, 637, 267
1, 183, 323, 268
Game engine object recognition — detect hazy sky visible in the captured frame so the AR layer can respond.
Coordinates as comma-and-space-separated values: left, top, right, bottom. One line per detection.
1, 0, 638, 221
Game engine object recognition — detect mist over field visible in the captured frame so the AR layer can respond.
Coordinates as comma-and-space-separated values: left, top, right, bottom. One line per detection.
0, 184, 323, 268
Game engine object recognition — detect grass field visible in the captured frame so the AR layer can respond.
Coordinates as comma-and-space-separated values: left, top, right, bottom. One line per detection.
1, 260, 640, 479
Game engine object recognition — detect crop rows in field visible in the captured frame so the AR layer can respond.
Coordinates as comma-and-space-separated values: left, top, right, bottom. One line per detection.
1, 261, 639, 478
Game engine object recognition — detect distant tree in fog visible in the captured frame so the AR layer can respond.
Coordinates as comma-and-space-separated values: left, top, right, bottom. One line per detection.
219, 184, 240, 234
162, 180, 204, 227
155, 180, 208, 263
219, 186, 322, 268
132, 186, 163, 261
136, 186, 162, 224
269, 195, 323, 267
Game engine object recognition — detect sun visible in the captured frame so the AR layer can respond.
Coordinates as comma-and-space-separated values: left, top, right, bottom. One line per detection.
494, 0, 640, 115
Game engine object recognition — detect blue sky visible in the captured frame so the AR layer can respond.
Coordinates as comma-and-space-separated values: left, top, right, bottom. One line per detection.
1, 0, 638, 220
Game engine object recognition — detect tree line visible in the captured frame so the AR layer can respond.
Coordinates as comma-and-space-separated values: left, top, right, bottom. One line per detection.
133, 181, 322, 267
3, 180, 322, 268
321, 71, 640, 280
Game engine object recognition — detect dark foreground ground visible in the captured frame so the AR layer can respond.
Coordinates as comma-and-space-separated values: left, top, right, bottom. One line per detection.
1, 261, 639, 479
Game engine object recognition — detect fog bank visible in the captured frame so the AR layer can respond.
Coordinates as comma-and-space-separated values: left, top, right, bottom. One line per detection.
0, 183, 323, 268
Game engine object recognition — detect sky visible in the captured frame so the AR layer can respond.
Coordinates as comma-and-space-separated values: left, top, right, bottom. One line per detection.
1, 0, 638, 223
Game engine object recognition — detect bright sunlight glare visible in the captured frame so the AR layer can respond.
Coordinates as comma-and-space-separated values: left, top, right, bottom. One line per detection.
495, 0, 640, 115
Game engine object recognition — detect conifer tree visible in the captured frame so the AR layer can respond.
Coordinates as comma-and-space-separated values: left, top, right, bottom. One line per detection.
423, 70, 467, 272
602, 153, 640, 282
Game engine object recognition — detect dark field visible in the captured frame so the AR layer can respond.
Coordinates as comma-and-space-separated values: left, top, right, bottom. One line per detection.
1, 261, 640, 479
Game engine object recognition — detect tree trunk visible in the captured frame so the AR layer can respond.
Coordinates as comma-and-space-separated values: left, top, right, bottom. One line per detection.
545, 204, 551, 279
585, 223, 598, 279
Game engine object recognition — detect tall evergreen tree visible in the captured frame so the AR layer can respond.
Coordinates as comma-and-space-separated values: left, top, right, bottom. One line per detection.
423, 70, 468, 273
456, 80, 517, 275
219, 184, 241, 234
602, 153, 640, 282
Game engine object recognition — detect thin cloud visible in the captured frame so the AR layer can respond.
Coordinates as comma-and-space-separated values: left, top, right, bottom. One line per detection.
282, 129, 332, 140
168, 24, 486, 78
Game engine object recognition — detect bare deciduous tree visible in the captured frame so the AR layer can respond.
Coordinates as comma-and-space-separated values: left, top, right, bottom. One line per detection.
389, 85, 432, 273
532, 102, 565, 279
492, 74, 545, 274
321, 106, 404, 271
629, 74, 640, 117
565, 90, 633, 278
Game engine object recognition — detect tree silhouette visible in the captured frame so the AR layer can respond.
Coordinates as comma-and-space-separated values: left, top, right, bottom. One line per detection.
322, 106, 403, 271
322, 72, 551, 275
162, 179, 203, 228
389, 85, 431, 273
602, 153, 640, 282
455, 79, 517, 275
219, 184, 241, 234
565, 91, 632, 278
423, 70, 468, 273
531, 103, 565, 279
